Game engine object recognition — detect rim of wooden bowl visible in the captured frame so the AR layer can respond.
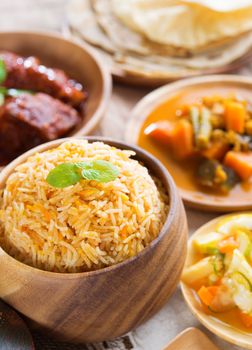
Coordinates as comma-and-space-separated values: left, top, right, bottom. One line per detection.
125, 74, 252, 212
0, 136, 178, 278
181, 212, 252, 349
0, 29, 112, 137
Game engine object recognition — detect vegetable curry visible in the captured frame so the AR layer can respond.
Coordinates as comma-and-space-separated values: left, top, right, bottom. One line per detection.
138, 86, 252, 202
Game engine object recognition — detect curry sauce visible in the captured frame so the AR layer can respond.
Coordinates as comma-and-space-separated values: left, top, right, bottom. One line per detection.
138, 86, 252, 204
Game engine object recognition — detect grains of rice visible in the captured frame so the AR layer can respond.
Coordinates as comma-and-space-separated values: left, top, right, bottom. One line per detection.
0, 140, 169, 273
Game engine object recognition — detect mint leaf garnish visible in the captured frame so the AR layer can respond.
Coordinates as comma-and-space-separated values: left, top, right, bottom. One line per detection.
46, 160, 119, 188
0, 60, 7, 85
7, 88, 34, 97
46, 163, 82, 188
78, 160, 119, 183
0, 86, 33, 97
0, 93, 4, 106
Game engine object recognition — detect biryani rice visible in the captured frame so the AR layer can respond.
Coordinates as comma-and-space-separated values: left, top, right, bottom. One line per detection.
0, 140, 169, 273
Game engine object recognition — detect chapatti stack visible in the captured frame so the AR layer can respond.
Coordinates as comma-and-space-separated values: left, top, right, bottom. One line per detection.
67, 0, 252, 85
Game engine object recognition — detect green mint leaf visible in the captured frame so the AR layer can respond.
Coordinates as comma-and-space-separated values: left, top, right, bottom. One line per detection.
81, 169, 100, 181
7, 88, 34, 97
0, 93, 4, 106
79, 160, 119, 183
0, 60, 7, 85
46, 160, 119, 188
75, 162, 88, 169
46, 163, 82, 188
0, 86, 33, 98
0, 87, 7, 95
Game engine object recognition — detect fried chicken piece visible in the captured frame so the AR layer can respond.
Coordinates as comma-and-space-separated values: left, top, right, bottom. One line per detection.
0, 93, 81, 163
0, 51, 87, 107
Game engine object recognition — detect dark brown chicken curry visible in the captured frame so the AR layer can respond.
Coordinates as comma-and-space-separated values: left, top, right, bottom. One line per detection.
0, 52, 88, 165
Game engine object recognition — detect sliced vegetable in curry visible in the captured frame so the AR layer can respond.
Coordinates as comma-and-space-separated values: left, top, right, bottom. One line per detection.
182, 214, 252, 329
145, 95, 252, 193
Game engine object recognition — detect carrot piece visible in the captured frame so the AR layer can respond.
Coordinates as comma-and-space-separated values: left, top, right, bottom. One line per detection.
169, 119, 194, 159
218, 236, 239, 253
145, 120, 194, 159
177, 105, 190, 116
201, 140, 229, 160
224, 101, 246, 133
207, 286, 219, 297
215, 278, 223, 286
203, 95, 222, 108
239, 312, 252, 328
120, 226, 128, 239
198, 286, 216, 306
144, 121, 174, 146
38, 205, 51, 222
224, 151, 252, 180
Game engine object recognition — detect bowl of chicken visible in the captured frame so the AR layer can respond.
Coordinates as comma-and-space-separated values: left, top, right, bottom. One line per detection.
0, 31, 112, 167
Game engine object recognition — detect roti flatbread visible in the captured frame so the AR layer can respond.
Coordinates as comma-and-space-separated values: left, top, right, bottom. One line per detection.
92, 0, 190, 57
67, 0, 116, 52
111, 0, 252, 50
66, 0, 252, 82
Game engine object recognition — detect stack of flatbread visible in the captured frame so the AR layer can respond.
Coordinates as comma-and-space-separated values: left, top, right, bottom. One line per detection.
67, 0, 252, 84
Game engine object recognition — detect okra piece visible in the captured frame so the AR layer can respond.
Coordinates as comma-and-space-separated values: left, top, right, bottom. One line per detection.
190, 106, 200, 144
197, 107, 212, 149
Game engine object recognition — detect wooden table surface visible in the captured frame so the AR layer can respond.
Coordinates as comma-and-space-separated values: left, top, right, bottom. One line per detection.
0, 1, 248, 349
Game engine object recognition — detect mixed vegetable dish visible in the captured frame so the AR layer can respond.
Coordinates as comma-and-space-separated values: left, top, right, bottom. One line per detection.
145, 94, 252, 193
182, 214, 252, 330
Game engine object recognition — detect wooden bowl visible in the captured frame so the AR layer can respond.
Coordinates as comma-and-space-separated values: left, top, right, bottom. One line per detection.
0, 136, 188, 343
0, 30, 111, 136
181, 213, 252, 349
126, 75, 252, 212
162, 327, 221, 350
